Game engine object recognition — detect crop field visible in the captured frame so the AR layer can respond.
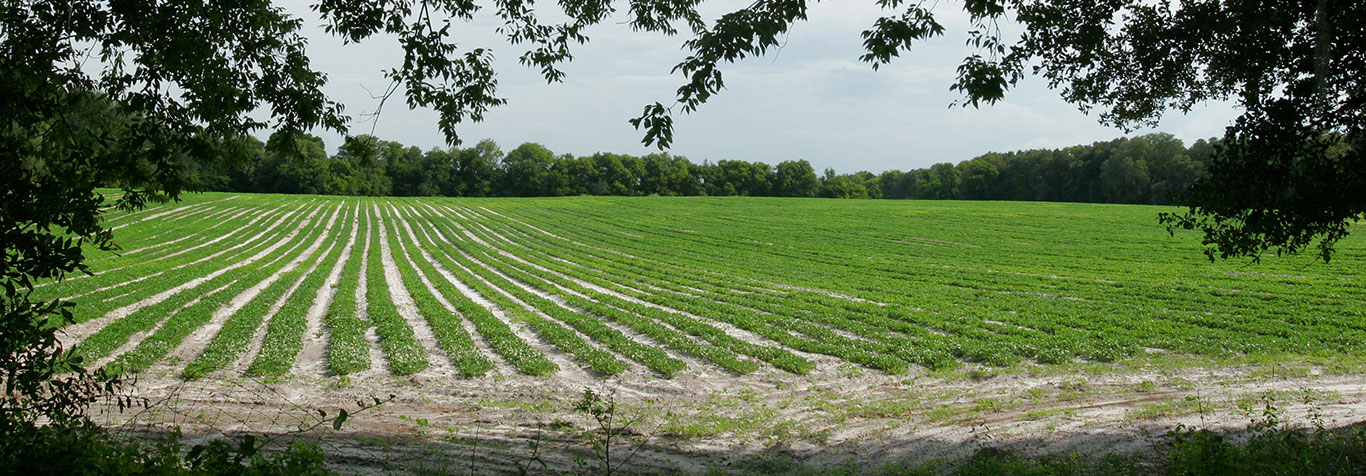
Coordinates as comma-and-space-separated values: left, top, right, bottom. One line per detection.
46, 192, 1366, 472
48, 192, 1365, 381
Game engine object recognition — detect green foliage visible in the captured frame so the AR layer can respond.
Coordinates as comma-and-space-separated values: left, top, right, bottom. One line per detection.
0, 422, 335, 476
181, 131, 1226, 212
364, 205, 429, 376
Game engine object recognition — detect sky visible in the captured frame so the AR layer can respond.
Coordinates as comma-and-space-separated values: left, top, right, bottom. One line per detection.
280, 1, 1239, 174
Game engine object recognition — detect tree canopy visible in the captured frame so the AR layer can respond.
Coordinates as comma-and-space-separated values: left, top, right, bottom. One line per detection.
2, 0, 1361, 462
178, 130, 1216, 208
8, 1, 1363, 262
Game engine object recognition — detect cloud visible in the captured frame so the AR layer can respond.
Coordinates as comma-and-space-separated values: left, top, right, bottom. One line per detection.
274, 0, 1239, 175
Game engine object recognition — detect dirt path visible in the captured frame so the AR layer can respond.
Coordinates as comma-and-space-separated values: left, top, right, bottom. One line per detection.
373, 204, 458, 379
93, 357, 1366, 475
153, 204, 334, 375
296, 203, 362, 378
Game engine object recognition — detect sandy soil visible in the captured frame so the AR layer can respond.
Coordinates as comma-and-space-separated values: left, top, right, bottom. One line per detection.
61, 206, 315, 347
92, 357, 1366, 475
75, 201, 1366, 474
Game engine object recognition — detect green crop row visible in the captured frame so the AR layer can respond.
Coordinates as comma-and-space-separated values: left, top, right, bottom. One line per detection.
409, 205, 686, 376
101, 202, 330, 375
324, 202, 372, 375
413, 204, 774, 374
391, 205, 557, 376
364, 204, 429, 376
380, 203, 494, 377
247, 204, 357, 377
411, 211, 627, 376
54, 201, 309, 320
71, 203, 322, 364
183, 203, 348, 379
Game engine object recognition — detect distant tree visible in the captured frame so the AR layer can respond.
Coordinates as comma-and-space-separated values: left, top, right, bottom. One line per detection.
453, 139, 503, 197
819, 174, 869, 199
501, 143, 557, 197
550, 154, 594, 196
713, 160, 771, 196
959, 157, 1003, 200
640, 153, 696, 196
589, 153, 640, 196
771, 160, 820, 197
334, 135, 395, 196
256, 132, 334, 195
926, 163, 961, 200
384, 143, 429, 196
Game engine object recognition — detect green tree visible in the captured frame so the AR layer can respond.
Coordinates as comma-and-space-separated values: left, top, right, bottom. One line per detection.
819, 174, 869, 199
771, 160, 820, 197
926, 163, 961, 200
640, 153, 697, 196
256, 132, 334, 195
501, 142, 557, 197
959, 156, 1003, 200
334, 134, 395, 196
453, 139, 503, 197
711, 160, 771, 197
2, 0, 346, 450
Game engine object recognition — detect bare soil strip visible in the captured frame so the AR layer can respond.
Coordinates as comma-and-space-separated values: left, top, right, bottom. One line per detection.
61, 204, 313, 345
61, 207, 266, 300
374, 204, 458, 378
473, 205, 887, 307
353, 207, 387, 380
450, 206, 799, 356
100, 195, 237, 227
415, 212, 597, 384
49, 204, 283, 294
109, 195, 238, 231
296, 202, 362, 377
436, 211, 715, 374
88, 281, 238, 371
152, 205, 333, 372
230, 203, 347, 374
137, 205, 244, 249
392, 206, 514, 376
430, 230, 623, 372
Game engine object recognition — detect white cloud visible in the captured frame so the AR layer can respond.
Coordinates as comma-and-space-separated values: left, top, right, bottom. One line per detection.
275, 0, 1239, 174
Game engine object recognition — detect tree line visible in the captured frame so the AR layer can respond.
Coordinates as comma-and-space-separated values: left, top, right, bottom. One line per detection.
186, 131, 1215, 206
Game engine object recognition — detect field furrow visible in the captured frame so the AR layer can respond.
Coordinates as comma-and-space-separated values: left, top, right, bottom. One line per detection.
56, 193, 1366, 383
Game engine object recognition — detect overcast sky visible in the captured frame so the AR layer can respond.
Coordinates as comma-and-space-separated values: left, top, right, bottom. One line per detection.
281, 1, 1238, 174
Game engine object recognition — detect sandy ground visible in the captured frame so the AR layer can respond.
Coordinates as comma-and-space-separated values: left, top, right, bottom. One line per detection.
71, 200, 1365, 474
91, 357, 1366, 475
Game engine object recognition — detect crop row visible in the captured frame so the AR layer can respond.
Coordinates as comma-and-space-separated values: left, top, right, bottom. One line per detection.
63, 193, 1366, 380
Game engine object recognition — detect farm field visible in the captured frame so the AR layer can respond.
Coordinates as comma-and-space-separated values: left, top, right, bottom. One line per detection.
53, 192, 1366, 473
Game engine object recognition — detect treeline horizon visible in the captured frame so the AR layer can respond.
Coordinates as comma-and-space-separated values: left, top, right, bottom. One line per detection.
183, 131, 1216, 205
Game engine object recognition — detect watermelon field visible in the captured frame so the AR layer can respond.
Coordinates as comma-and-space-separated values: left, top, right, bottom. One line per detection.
48, 192, 1366, 472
